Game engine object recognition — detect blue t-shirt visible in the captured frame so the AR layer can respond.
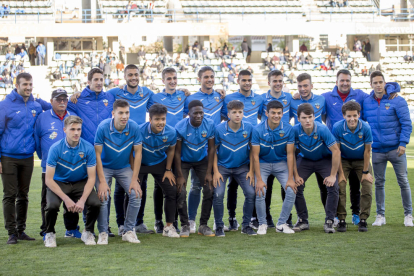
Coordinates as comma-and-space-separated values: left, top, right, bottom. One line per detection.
215, 121, 253, 169
184, 89, 224, 126
95, 118, 142, 170
222, 90, 264, 126
176, 117, 215, 163
332, 119, 373, 160
47, 138, 96, 183
150, 89, 187, 127
293, 121, 337, 161
259, 91, 292, 124
290, 93, 326, 125
140, 122, 177, 166
251, 120, 295, 163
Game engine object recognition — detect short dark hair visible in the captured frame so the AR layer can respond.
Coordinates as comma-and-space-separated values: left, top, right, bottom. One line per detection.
342, 101, 361, 115
337, 69, 351, 79
238, 70, 252, 79
16, 72, 32, 85
88, 68, 103, 81
124, 64, 139, 73
198, 66, 214, 79
266, 100, 283, 112
297, 73, 312, 83
227, 100, 244, 111
162, 67, 177, 79
113, 99, 129, 110
370, 71, 385, 83
297, 103, 314, 118
188, 100, 203, 111
149, 103, 167, 118
267, 70, 283, 82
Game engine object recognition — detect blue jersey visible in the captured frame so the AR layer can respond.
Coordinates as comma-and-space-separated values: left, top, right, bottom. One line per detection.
35, 109, 77, 172
332, 119, 373, 160
215, 121, 253, 169
222, 90, 263, 126
150, 89, 187, 127
176, 118, 215, 163
259, 91, 292, 124
294, 121, 337, 161
184, 90, 224, 126
251, 120, 295, 163
47, 138, 96, 183
290, 93, 326, 125
140, 122, 177, 166
95, 118, 142, 170
107, 85, 154, 125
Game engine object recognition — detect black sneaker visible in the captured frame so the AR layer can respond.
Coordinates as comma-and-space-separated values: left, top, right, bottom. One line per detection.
228, 217, 239, 231
337, 220, 347, 232
108, 227, 115, 238
286, 214, 293, 228
215, 227, 225, 237
17, 232, 35, 240
173, 220, 180, 234
293, 219, 310, 232
241, 226, 257, 236
250, 218, 259, 230
324, 220, 335, 233
267, 219, 276, 228
154, 220, 164, 234
358, 219, 368, 232
7, 234, 18, 244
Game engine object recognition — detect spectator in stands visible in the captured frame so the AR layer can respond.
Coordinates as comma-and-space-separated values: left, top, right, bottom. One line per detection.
228, 70, 236, 84
193, 41, 200, 51
52, 68, 62, 80
201, 47, 208, 59
287, 70, 296, 84
247, 66, 254, 74
342, 45, 350, 63
222, 77, 229, 91
404, 51, 412, 63
16, 61, 24, 73
36, 42, 46, 66
21, 44, 27, 53
28, 43, 36, 66
4, 5, 10, 18
241, 39, 248, 60
300, 43, 308, 53
74, 54, 82, 65
362, 66, 368, 76
337, 0, 344, 7
0, 4, 4, 18
220, 59, 229, 72
267, 43, 273, 53
116, 61, 124, 77
365, 39, 371, 61
92, 55, 99, 67
98, 56, 105, 71
5, 50, 14, 61
137, 46, 146, 63
354, 37, 362, 52
223, 47, 230, 59
4, 74, 12, 88
247, 45, 252, 63
14, 45, 21, 56
344, 0, 348, 6
330, 0, 337, 7
369, 65, 375, 75
306, 52, 313, 64
336, 47, 343, 60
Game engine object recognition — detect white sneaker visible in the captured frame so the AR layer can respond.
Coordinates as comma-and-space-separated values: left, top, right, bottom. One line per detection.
97, 232, 108, 245
122, 231, 141, 243
276, 223, 295, 234
118, 225, 125, 236
44, 233, 57, 248
163, 225, 180, 238
333, 217, 340, 228
189, 220, 196, 234
372, 215, 386, 226
404, 214, 414, 227
81, 230, 96, 245
257, 224, 268, 235
213, 222, 229, 232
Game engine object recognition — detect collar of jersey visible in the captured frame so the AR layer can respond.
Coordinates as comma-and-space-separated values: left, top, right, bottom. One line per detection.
10, 89, 34, 103
265, 120, 283, 132
198, 89, 216, 96
332, 86, 357, 98
343, 119, 362, 134
266, 90, 285, 100
300, 122, 318, 136
300, 92, 314, 102
148, 123, 165, 135
236, 90, 255, 98
123, 85, 143, 96
65, 138, 81, 149
161, 89, 181, 97
225, 121, 245, 133
50, 109, 71, 119
110, 118, 130, 134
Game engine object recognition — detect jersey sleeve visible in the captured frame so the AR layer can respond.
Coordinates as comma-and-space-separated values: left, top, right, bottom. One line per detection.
133, 126, 143, 145
321, 126, 337, 148
364, 124, 373, 144
214, 128, 221, 146
251, 128, 260, 146
67, 99, 77, 114
146, 89, 154, 111
170, 130, 177, 147
86, 146, 97, 167
36, 98, 52, 111
221, 98, 229, 119
208, 121, 215, 139
183, 96, 190, 116
332, 126, 340, 142
287, 128, 295, 144
94, 125, 105, 146
34, 115, 43, 159
46, 145, 58, 168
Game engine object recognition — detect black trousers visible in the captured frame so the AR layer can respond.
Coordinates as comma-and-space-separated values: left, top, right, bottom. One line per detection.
41, 173, 79, 232
45, 179, 100, 233
139, 159, 177, 223
1, 156, 33, 236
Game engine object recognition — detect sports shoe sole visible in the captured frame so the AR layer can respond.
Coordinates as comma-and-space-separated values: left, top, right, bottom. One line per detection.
198, 233, 215, 237
180, 234, 189, 238
324, 229, 335, 233
358, 228, 368, 232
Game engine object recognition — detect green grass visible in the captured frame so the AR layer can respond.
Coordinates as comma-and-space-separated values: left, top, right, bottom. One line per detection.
1, 148, 414, 275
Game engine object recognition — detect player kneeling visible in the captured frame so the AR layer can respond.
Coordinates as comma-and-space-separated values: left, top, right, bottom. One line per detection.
44, 116, 101, 247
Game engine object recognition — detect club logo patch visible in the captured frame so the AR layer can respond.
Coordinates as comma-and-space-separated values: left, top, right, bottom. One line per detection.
358, 132, 363, 139
162, 136, 168, 142
125, 132, 129, 136
350, 99, 356, 102
78, 151, 85, 158
177, 95, 182, 101
31, 110, 37, 117
282, 99, 287, 105
243, 131, 248, 138
385, 103, 390, 110
103, 99, 108, 107
313, 133, 318, 139
315, 103, 320, 109
214, 96, 219, 102
201, 130, 207, 138
139, 91, 144, 97
251, 99, 256, 105
49, 131, 58, 140
279, 130, 285, 137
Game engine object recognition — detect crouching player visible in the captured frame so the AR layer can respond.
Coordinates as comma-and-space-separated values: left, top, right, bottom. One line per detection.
43, 116, 100, 247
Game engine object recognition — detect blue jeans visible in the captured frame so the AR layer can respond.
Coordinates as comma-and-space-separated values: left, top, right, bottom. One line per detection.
256, 162, 294, 226
188, 168, 201, 221
243, 51, 248, 59
213, 164, 255, 228
372, 149, 412, 216
96, 167, 141, 233
37, 55, 45, 65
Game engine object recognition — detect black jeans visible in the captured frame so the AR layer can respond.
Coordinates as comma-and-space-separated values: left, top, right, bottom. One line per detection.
41, 173, 79, 232
45, 179, 100, 233
1, 156, 33, 236
177, 158, 212, 226
139, 159, 177, 223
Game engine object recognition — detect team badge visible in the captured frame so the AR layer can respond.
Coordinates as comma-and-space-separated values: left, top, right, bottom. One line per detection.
385, 103, 390, 110
315, 103, 320, 109
251, 99, 256, 106
31, 110, 37, 117
350, 99, 356, 102
162, 136, 168, 142
49, 132, 57, 140
282, 99, 287, 105
214, 96, 219, 102
358, 132, 363, 139
279, 130, 285, 137
243, 131, 248, 138
313, 133, 318, 139
103, 99, 108, 107
125, 132, 129, 136
139, 91, 144, 97
78, 151, 85, 158
201, 130, 207, 138
177, 95, 182, 101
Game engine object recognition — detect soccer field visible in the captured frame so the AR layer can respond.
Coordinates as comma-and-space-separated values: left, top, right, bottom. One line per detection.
1, 148, 414, 275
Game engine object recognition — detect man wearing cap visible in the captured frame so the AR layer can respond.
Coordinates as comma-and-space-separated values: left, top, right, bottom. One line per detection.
35, 89, 81, 238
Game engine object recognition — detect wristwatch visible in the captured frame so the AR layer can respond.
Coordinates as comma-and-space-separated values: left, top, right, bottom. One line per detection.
362, 170, 369, 174
165, 168, 172, 172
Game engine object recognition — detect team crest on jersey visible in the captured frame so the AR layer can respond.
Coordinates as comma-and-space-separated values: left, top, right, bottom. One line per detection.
78, 151, 85, 158
242, 131, 248, 138
125, 132, 129, 136
279, 130, 285, 137
177, 95, 182, 101
282, 99, 287, 105
49, 132, 58, 140
251, 99, 256, 105
358, 132, 363, 139
315, 103, 320, 109
201, 130, 207, 138
31, 110, 37, 117
385, 103, 390, 110
139, 91, 144, 97
214, 96, 219, 102
162, 136, 168, 142
313, 133, 318, 139
350, 99, 356, 102
103, 99, 108, 107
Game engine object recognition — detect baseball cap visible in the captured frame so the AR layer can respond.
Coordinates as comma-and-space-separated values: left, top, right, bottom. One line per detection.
52, 88, 68, 99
